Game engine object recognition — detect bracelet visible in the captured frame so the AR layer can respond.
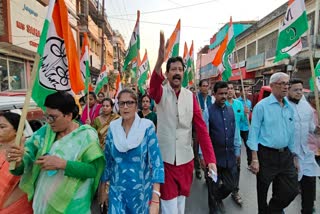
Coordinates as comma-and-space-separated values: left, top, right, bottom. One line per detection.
252, 159, 259, 163
152, 190, 161, 198
149, 200, 160, 205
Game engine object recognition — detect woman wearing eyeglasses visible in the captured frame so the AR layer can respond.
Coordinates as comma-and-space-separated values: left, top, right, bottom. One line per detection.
0, 112, 33, 214
6, 92, 105, 214
99, 88, 164, 214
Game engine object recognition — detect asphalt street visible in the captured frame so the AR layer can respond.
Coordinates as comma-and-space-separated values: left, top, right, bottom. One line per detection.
185, 145, 320, 214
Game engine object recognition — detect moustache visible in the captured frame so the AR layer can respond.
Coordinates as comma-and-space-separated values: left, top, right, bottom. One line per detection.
173, 75, 181, 80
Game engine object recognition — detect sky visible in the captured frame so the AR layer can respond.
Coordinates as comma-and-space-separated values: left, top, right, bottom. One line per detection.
105, 0, 289, 68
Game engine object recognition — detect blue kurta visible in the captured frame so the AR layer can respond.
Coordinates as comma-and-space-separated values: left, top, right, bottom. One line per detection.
101, 122, 164, 214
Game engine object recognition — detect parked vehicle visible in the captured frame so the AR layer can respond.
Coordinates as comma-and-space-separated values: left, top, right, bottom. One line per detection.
0, 91, 44, 133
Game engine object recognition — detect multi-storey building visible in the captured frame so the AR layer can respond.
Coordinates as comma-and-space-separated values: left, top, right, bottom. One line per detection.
0, 0, 122, 91
198, 0, 320, 91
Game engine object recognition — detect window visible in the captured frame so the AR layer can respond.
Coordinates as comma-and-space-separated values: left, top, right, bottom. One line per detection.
0, 56, 26, 91
9, 60, 26, 90
236, 47, 246, 62
258, 30, 278, 58
0, 58, 8, 91
247, 42, 256, 58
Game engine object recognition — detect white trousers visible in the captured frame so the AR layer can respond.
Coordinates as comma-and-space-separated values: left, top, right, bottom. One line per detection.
161, 196, 186, 214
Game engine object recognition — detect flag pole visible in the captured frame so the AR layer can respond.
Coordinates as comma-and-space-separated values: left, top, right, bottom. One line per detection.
10, 54, 41, 170
307, 28, 320, 123
87, 86, 90, 123
234, 46, 250, 125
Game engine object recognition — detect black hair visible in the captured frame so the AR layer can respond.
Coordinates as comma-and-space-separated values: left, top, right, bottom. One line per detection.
117, 88, 138, 103
0, 111, 20, 131
87, 91, 97, 100
199, 79, 209, 87
141, 94, 151, 102
97, 92, 105, 97
213, 81, 228, 93
101, 98, 115, 107
289, 78, 303, 87
44, 91, 79, 119
79, 96, 86, 104
307, 91, 315, 102
166, 56, 185, 72
226, 81, 234, 86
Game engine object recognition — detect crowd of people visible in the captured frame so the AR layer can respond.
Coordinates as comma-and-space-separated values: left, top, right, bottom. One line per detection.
0, 31, 319, 214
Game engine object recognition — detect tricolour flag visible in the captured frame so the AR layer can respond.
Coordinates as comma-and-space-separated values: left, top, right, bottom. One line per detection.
182, 42, 189, 87
114, 73, 122, 112
274, 0, 308, 63
212, 17, 235, 81
80, 32, 91, 93
309, 59, 320, 92
165, 19, 180, 61
32, 0, 84, 109
95, 65, 108, 94
188, 40, 195, 85
123, 10, 140, 76
138, 49, 150, 95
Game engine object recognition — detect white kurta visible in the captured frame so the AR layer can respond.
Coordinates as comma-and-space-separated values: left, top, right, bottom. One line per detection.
289, 99, 320, 180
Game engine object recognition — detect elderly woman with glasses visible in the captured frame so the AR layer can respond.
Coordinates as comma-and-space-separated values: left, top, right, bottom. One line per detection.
6, 92, 105, 214
99, 88, 164, 214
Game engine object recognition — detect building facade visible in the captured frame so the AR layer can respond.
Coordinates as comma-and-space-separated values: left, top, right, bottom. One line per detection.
197, 0, 320, 92
0, 0, 124, 92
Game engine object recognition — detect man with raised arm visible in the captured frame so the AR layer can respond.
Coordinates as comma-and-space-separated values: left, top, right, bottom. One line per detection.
149, 31, 217, 214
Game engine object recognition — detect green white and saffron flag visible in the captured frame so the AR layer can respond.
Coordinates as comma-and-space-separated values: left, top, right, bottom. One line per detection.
212, 17, 235, 81
187, 40, 195, 85
182, 42, 189, 87
95, 65, 108, 94
274, 0, 308, 63
309, 59, 320, 92
138, 50, 150, 95
165, 19, 180, 61
80, 32, 91, 93
32, 0, 84, 109
123, 10, 140, 76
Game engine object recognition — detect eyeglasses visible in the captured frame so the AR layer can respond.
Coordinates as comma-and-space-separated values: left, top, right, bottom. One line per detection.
275, 81, 289, 86
118, 101, 136, 108
44, 114, 61, 123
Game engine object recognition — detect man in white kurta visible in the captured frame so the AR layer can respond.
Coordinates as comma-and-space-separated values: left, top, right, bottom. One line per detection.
288, 79, 320, 213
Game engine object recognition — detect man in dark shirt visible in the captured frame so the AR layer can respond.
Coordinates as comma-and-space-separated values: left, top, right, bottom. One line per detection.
204, 81, 240, 214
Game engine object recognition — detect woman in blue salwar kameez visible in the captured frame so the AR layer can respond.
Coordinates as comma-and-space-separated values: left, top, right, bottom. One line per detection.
100, 88, 164, 214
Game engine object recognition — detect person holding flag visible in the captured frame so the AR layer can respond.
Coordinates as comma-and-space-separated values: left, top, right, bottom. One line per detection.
5, 1, 105, 213
149, 31, 217, 214
6, 92, 105, 214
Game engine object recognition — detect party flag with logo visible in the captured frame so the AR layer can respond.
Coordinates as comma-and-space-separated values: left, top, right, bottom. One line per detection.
32, 0, 84, 109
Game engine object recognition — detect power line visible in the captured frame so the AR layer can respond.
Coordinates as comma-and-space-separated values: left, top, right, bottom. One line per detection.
166, 0, 183, 7
108, 16, 217, 30
108, 0, 217, 17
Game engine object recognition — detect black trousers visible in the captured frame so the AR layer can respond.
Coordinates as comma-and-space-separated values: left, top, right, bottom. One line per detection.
205, 165, 237, 213
240, 130, 251, 166
257, 145, 299, 214
192, 130, 201, 172
300, 175, 316, 214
